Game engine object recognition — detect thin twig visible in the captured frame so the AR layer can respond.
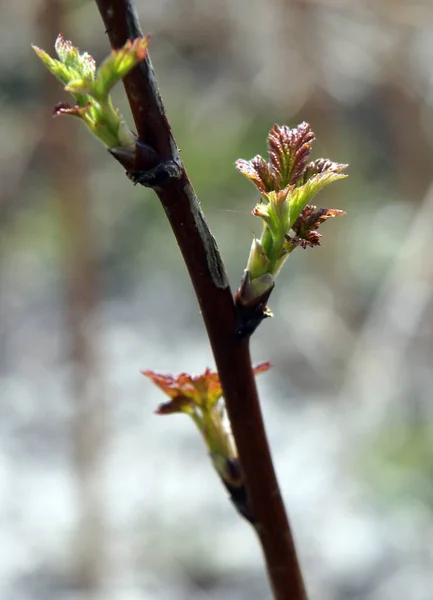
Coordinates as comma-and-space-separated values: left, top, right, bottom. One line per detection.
93, 1, 307, 597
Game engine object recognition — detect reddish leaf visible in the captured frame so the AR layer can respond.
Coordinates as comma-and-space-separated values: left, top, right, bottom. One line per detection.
267, 122, 315, 188
155, 395, 193, 415
286, 205, 345, 249
252, 361, 272, 375
300, 158, 348, 185
53, 101, 90, 117
236, 155, 275, 193
143, 363, 271, 413
236, 123, 316, 195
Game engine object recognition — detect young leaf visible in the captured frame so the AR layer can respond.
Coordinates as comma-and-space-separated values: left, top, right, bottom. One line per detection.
288, 169, 347, 228
287, 205, 346, 249
143, 363, 271, 491
236, 155, 275, 194
267, 122, 315, 188
235, 122, 348, 335
143, 363, 270, 416
32, 35, 149, 148
93, 37, 149, 100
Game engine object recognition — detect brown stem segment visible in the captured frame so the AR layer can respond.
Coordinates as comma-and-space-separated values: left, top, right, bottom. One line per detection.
94, 1, 307, 598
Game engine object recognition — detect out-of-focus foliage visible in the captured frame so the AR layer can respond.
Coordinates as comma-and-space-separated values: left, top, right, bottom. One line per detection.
2, 1, 433, 599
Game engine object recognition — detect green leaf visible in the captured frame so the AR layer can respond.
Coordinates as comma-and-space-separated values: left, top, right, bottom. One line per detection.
246, 238, 272, 279
32, 44, 74, 88
54, 34, 96, 78
93, 37, 149, 100
288, 170, 348, 228
265, 187, 292, 241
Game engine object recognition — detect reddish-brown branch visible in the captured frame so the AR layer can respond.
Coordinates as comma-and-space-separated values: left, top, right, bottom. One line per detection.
94, 1, 307, 598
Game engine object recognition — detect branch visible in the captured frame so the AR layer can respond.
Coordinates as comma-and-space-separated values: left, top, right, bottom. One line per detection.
94, 1, 307, 598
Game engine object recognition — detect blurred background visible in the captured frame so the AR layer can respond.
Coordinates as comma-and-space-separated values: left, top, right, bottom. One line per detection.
1, 0, 433, 598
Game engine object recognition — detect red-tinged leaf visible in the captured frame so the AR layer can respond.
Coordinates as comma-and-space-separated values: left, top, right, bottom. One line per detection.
287, 205, 345, 249
142, 370, 186, 398
286, 231, 322, 249
143, 368, 223, 411
170, 368, 223, 407
144, 364, 271, 412
298, 205, 346, 230
155, 395, 192, 415
268, 122, 315, 188
236, 123, 317, 195
53, 101, 90, 117
252, 361, 272, 375
236, 156, 275, 193
300, 158, 348, 185
236, 123, 348, 202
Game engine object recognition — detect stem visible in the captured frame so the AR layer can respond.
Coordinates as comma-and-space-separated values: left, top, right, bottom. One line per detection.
94, 1, 307, 598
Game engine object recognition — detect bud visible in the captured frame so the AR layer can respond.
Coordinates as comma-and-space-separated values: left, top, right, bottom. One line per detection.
235, 122, 348, 335
32, 35, 149, 148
